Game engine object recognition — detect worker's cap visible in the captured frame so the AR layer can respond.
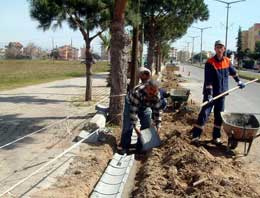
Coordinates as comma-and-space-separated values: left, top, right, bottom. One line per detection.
215, 40, 225, 47
138, 67, 151, 76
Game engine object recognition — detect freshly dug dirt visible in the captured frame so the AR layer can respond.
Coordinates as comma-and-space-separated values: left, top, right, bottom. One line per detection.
131, 71, 260, 198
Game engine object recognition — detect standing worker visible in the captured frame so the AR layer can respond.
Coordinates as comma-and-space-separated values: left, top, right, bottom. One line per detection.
191, 40, 245, 145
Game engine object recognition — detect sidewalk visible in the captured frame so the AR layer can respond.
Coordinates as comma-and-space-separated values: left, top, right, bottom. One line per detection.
0, 73, 110, 196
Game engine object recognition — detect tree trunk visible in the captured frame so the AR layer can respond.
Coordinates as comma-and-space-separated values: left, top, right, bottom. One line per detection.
85, 39, 93, 101
129, 26, 139, 90
109, 0, 128, 125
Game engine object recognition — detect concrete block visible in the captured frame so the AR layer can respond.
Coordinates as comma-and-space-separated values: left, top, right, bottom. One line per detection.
91, 192, 117, 198
90, 154, 136, 198
76, 130, 99, 143
89, 113, 106, 129
93, 181, 121, 195
95, 104, 109, 114
100, 173, 124, 185
105, 165, 128, 176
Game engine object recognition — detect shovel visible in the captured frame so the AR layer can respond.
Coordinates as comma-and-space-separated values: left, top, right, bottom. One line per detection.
201, 78, 258, 107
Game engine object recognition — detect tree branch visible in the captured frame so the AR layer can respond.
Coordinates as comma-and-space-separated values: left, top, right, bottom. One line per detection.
90, 30, 106, 41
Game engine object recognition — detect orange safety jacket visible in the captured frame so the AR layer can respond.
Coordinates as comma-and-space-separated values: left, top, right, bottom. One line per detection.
203, 55, 238, 96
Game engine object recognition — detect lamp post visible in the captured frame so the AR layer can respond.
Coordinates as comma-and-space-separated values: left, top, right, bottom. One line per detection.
190, 36, 199, 64
213, 0, 246, 55
192, 26, 211, 66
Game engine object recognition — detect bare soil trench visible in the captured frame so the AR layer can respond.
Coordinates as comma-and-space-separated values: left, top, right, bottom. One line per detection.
131, 70, 260, 198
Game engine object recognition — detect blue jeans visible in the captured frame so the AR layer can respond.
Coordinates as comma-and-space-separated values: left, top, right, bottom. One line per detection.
120, 96, 152, 149
193, 95, 225, 139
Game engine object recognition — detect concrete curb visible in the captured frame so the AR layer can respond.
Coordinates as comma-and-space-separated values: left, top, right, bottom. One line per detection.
90, 153, 136, 198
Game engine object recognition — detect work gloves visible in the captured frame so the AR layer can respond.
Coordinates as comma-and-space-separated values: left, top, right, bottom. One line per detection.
205, 87, 213, 103
207, 95, 214, 103
237, 81, 245, 89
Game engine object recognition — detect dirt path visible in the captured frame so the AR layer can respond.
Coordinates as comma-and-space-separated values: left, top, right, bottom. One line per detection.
0, 73, 116, 197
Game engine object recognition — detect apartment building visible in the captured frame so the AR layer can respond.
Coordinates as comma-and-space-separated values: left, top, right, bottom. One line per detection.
242, 23, 260, 52
58, 45, 79, 60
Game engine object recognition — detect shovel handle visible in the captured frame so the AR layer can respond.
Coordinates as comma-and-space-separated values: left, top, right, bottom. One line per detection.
201, 78, 258, 107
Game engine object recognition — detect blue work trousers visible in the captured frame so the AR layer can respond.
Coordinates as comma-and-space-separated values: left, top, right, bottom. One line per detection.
120, 96, 152, 149
193, 95, 225, 139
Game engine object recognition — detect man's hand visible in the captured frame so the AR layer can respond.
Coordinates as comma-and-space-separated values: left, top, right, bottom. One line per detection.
134, 126, 141, 136
237, 81, 245, 89
156, 126, 160, 133
207, 95, 213, 103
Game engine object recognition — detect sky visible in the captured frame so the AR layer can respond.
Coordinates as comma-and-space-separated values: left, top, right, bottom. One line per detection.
173, 0, 260, 53
0, 0, 260, 54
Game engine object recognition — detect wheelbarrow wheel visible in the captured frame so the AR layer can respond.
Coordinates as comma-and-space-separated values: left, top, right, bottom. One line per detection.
228, 138, 238, 149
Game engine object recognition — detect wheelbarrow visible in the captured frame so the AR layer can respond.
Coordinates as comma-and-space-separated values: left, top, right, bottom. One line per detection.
170, 88, 190, 110
221, 112, 260, 155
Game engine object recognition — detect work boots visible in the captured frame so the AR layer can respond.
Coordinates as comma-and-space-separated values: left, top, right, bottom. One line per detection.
212, 127, 222, 145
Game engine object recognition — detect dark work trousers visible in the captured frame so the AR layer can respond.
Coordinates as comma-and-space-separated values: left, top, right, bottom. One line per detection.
120, 96, 152, 150
193, 95, 225, 139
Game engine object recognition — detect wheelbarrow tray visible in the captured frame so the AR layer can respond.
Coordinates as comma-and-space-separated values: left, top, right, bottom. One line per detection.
221, 112, 260, 141
170, 88, 190, 102
166, 66, 179, 71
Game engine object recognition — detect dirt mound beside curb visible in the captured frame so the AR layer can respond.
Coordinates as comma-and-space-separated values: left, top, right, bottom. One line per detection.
132, 110, 259, 198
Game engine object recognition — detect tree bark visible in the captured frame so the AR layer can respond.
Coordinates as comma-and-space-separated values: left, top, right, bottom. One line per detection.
129, 26, 139, 90
109, 0, 129, 125
85, 38, 93, 101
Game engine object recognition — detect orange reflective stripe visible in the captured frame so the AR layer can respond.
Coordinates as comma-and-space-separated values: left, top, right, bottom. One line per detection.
207, 57, 230, 70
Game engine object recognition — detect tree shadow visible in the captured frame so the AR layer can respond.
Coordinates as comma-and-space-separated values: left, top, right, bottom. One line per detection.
0, 95, 67, 104
0, 113, 94, 150
199, 140, 235, 158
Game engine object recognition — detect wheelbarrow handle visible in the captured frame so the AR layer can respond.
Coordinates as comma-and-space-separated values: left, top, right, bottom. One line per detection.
201, 78, 258, 107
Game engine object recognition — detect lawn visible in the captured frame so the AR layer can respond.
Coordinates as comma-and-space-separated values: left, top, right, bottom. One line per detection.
0, 59, 109, 90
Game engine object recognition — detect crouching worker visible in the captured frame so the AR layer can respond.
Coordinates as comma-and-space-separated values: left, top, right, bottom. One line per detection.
190, 40, 245, 145
159, 88, 171, 110
119, 80, 162, 154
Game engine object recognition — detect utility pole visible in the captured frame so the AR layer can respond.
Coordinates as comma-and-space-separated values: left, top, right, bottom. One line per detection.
52, 37, 54, 63
192, 26, 211, 67
189, 36, 199, 64
213, 0, 246, 55
185, 41, 191, 62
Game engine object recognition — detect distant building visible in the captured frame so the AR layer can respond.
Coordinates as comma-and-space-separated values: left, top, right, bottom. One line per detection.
177, 50, 190, 62
0, 48, 5, 59
169, 47, 178, 61
58, 45, 79, 60
242, 23, 260, 52
5, 42, 23, 58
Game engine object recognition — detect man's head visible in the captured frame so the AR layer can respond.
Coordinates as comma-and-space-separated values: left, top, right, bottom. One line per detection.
138, 67, 151, 83
144, 80, 159, 98
214, 40, 225, 58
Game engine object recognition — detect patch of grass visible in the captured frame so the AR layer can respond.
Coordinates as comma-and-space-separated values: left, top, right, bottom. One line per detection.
189, 63, 260, 82
0, 59, 109, 90
237, 71, 260, 82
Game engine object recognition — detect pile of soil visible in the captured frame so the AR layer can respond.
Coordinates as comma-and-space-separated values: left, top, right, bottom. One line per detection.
131, 72, 260, 198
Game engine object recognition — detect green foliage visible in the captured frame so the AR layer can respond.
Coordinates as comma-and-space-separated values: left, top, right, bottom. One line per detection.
160, 42, 171, 61
236, 26, 244, 62
255, 41, 260, 54
29, 0, 111, 32
193, 52, 208, 62
141, 0, 209, 43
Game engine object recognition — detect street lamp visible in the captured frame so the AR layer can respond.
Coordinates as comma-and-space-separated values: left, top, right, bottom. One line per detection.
192, 26, 212, 66
189, 36, 199, 64
213, 0, 246, 55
